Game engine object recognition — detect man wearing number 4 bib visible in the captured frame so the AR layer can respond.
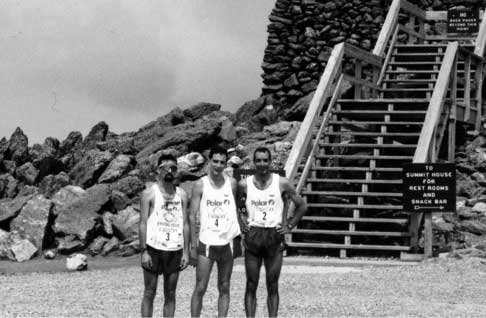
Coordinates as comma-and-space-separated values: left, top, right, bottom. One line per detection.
139, 154, 190, 318
238, 147, 307, 318
190, 146, 240, 317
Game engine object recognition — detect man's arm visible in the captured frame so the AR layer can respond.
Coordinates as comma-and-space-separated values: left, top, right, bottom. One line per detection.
139, 187, 154, 269
189, 179, 203, 249
279, 177, 307, 233
139, 188, 153, 251
180, 187, 190, 270
236, 179, 249, 233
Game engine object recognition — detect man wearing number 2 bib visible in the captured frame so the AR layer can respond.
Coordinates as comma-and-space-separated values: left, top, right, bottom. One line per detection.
190, 146, 240, 317
139, 154, 190, 318
238, 147, 307, 318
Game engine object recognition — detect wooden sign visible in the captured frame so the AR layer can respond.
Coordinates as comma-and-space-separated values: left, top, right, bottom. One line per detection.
447, 7, 479, 33
403, 163, 456, 212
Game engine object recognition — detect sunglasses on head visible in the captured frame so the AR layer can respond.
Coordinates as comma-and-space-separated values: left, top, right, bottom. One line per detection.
158, 163, 178, 172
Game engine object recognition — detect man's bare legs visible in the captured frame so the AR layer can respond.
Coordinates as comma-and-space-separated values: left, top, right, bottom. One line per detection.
244, 252, 263, 317
217, 256, 234, 317
162, 271, 180, 317
190, 255, 214, 317
141, 269, 158, 317
264, 251, 283, 318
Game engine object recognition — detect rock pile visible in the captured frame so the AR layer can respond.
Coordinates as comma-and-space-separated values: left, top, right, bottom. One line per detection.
0, 102, 298, 262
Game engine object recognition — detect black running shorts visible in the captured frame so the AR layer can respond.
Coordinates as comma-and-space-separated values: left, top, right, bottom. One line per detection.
145, 245, 182, 275
244, 227, 285, 258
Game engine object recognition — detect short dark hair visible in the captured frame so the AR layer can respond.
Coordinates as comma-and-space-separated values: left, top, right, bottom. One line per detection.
157, 153, 177, 166
253, 147, 272, 161
208, 146, 228, 161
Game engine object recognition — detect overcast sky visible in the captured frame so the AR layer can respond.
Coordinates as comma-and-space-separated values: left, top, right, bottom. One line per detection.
0, 0, 274, 143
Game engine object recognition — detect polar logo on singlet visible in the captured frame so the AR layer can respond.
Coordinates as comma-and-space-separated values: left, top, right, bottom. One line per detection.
250, 199, 275, 206
206, 199, 230, 206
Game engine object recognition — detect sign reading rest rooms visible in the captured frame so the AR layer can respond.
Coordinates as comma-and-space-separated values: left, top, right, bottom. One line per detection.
403, 163, 456, 213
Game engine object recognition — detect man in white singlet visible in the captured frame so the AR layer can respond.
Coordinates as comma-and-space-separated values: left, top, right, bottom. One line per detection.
189, 146, 240, 317
139, 154, 190, 318
237, 147, 307, 318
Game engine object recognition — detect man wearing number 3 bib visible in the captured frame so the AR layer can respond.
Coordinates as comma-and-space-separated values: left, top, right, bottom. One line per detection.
190, 146, 240, 317
139, 154, 190, 317
238, 147, 307, 318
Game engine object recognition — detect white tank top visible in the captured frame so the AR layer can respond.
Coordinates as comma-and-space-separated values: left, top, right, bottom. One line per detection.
199, 175, 240, 246
246, 173, 284, 228
146, 184, 184, 251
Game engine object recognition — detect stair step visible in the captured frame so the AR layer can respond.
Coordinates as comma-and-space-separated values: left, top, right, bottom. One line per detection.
328, 120, 424, 125
292, 229, 410, 236
314, 154, 414, 160
303, 166, 403, 172
393, 52, 444, 56
389, 61, 442, 65
381, 88, 433, 92
302, 216, 409, 224
286, 242, 411, 251
302, 190, 402, 197
386, 70, 439, 74
334, 110, 427, 114
325, 132, 420, 137
338, 98, 429, 103
318, 143, 416, 148
395, 44, 447, 48
382, 79, 436, 83
306, 178, 403, 184
307, 203, 402, 209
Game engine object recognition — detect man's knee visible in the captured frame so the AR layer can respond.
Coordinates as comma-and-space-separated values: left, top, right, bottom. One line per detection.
266, 280, 279, 296
218, 280, 230, 295
164, 288, 176, 302
193, 282, 208, 297
246, 278, 259, 293
143, 287, 157, 301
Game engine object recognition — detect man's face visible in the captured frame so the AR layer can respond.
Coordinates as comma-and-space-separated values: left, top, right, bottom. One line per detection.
209, 153, 227, 175
254, 151, 271, 174
158, 160, 178, 183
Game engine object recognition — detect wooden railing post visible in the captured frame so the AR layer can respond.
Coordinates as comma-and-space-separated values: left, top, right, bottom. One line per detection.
373, 0, 401, 57
474, 10, 486, 57
464, 55, 471, 122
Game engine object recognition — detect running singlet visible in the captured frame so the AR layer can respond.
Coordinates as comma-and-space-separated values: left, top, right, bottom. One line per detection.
199, 175, 240, 246
146, 184, 184, 251
246, 173, 284, 228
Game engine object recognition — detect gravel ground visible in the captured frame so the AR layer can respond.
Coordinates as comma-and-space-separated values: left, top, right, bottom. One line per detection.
1, 257, 486, 317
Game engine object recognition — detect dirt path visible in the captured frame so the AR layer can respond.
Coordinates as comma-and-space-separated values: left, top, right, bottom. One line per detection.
1, 256, 486, 317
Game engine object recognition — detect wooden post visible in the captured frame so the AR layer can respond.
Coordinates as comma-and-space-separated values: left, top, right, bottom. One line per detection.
423, 212, 433, 258
354, 60, 362, 98
464, 55, 471, 122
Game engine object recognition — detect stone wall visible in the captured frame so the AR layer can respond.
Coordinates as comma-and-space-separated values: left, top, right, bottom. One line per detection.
260, 0, 484, 114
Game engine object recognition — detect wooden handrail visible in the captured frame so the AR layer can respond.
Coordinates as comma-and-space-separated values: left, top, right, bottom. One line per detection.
343, 43, 383, 67
284, 43, 345, 180
413, 42, 458, 163
474, 10, 486, 57
373, 0, 401, 57
295, 75, 345, 193
400, 0, 426, 21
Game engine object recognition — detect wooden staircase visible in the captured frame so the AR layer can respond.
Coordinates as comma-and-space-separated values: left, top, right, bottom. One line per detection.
283, 0, 486, 259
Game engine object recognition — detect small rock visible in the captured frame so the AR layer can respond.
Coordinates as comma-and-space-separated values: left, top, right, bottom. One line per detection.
66, 253, 88, 271
472, 202, 486, 214
101, 237, 120, 256
43, 249, 57, 259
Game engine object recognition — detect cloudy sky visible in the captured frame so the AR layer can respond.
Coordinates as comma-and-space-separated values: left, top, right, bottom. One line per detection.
0, 0, 274, 143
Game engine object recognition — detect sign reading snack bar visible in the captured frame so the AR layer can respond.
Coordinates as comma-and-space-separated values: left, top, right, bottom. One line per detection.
447, 7, 479, 33
403, 163, 456, 212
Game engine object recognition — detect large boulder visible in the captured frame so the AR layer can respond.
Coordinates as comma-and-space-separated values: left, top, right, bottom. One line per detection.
7, 232, 38, 262
457, 220, 486, 235
59, 131, 83, 157
53, 184, 111, 241
83, 121, 109, 150
15, 162, 39, 185
69, 149, 114, 188
7, 127, 29, 165
111, 190, 129, 212
95, 134, 137, 155
98, 154, 133, 183
183, 102, 221, 121
35, 157, 65, 183
38, 172, 70, 198
57, 235, 85, 254
135, 118, 222, 161
10, 194, 52, 250
111, 175, 145, 198
88, 236, 110, 255
0, 191, 37, 225
111, 206, 140, 241
51, 185, 86, 216
235, 96, 268, 126
101, 236, 120, 256
0, 228, 10, 259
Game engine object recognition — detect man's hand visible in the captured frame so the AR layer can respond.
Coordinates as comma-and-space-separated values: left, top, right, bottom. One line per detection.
276, 224, 292, 235
180, 250, 189, 270
141, 250, 152, 271
189, 245, 198, 266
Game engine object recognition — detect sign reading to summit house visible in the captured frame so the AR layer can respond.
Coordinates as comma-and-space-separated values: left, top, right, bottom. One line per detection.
403, 163, 456, 212
447, 7, 479, 33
